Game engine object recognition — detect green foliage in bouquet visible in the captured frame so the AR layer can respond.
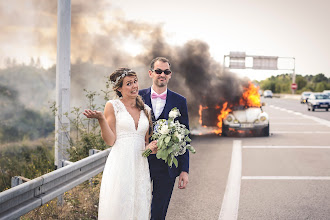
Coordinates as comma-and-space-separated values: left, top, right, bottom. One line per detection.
142, 107, 195, 168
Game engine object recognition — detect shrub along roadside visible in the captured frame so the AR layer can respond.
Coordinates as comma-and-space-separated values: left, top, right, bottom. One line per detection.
0, 138, 54, 192
258, 73, 330, 94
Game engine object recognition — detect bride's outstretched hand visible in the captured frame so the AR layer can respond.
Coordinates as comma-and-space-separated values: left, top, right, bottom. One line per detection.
83, 109, 104, 120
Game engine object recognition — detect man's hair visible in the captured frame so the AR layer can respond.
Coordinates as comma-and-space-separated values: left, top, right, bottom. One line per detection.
150, 57, 171, 70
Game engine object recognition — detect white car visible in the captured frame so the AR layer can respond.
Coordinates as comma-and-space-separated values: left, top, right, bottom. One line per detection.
307, 93, 330, 111
323, 90, 330, 97
300, 91, 312, 104
222, 106, 269, 136
263, 90, 273, 98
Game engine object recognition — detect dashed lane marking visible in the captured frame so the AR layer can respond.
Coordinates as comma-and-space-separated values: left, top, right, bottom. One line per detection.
242, 176, 330, 180
269, 105, 330, 128
270, 123, 319, 125
243, 146, 330, 149
272, 131, 330, 134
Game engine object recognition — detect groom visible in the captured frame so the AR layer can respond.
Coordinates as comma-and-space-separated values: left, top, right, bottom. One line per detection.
139, 57, 190, 220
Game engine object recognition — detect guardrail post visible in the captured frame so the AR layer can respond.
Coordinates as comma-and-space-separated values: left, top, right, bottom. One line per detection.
89, 149, 101, 156
11, 176, 23, 188
10, 176, 31, 220
62, 160, 74, 167
11, 176, 31, 188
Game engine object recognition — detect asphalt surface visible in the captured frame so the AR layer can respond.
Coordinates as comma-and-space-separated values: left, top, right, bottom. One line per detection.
264, 96, 330, 121
167, 97, 330, 220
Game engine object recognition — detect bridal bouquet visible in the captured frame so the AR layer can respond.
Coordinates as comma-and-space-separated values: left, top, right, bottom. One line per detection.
142, 107, 196, 168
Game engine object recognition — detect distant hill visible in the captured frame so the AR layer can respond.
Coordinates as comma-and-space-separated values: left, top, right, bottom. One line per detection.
0, 65, 56, 112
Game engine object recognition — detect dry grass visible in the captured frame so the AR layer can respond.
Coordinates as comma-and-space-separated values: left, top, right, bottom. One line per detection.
22, 174, 102, 220
0, 135, 54, 150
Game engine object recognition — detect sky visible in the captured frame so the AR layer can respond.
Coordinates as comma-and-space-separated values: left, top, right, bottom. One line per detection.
111, 0, 330, 81
1, 0, 330, 81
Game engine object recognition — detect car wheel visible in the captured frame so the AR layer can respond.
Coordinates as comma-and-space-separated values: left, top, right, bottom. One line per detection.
326, 108, 329, 111
262, 124, 270, 137
312, 106, 315, 111
222, 124, 229, 137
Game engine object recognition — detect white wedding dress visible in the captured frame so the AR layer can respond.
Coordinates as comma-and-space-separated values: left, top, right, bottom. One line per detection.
98, 99, 151, 220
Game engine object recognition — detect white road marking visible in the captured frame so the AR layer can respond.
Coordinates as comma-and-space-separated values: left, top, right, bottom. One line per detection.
242, 176, 330, 180
270, 117, 301, 119
268, 105, 330, 128
219, 140, 242, 220
243, 146, 330, 149
272, 131, 330, 134
270, 123, 318, 125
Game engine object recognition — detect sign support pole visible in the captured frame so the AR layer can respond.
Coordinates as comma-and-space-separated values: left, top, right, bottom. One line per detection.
55, 0, 71, 205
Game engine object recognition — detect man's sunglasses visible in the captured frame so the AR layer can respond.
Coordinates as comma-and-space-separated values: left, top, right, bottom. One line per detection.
153, 69, 172, 75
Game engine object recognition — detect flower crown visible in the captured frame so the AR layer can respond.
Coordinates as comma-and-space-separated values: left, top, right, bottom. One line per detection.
111, 70, 133, 86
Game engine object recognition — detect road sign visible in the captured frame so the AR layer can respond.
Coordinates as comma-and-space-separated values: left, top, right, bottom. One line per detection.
291, 83, 297, 90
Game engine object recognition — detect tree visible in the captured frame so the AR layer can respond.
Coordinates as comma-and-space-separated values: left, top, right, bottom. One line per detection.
315, 82, 327, 92
313, 73, 327, 83
296, 75, 307, 89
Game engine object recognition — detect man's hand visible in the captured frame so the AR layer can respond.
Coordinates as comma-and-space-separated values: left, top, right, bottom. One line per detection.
178, 171, 189, 189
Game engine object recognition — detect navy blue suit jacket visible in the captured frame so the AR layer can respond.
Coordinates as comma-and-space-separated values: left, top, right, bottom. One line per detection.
139, 88, 190, 178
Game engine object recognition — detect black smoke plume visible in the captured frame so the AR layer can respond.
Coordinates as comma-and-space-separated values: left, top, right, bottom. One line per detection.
138, 36, 249, 126
1, 0, 250, 128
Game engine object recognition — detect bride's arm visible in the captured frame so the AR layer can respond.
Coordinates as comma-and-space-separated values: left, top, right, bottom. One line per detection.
100, 102, 116, 146
83, 102, 116, 146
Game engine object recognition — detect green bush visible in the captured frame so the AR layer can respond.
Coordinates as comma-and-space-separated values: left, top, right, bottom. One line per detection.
259, 73, 330, 94
0, 141, 54, 191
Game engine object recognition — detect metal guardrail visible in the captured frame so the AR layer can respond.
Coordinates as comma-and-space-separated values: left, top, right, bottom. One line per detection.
0, 148, 111, 220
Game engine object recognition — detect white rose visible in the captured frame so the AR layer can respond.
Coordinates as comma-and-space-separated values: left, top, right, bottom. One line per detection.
173, 131, 183, 142
169, 109, 180, 118
178, 134, 184, 142
160, 125, 170, 135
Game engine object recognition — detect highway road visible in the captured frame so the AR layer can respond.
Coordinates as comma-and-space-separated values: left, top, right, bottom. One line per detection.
167, 97, 330, 220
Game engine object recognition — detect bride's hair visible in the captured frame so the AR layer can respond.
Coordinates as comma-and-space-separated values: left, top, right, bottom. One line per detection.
110, 68, 153, 134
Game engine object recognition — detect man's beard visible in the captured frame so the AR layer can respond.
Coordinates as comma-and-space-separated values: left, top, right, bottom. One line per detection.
155, 78, 167, 87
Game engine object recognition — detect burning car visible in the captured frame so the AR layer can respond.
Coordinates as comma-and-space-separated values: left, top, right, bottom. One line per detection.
199, 82, 270, 137
222, 106, 269, 136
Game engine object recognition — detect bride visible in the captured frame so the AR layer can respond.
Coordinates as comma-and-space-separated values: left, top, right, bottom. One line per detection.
83, 68, 157, 219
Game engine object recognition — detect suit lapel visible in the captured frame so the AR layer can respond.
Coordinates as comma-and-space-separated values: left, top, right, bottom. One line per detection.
143, 88, 156, 121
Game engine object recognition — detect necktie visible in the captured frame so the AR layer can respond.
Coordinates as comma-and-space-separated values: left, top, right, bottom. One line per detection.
151, 93, 167, 100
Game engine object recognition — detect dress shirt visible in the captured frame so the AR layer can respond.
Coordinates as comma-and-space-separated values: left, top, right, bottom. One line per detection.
151, 87, 167, 119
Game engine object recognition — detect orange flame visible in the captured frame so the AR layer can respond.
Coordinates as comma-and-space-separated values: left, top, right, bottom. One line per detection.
239, 82, 261, 107
199, 105, 209, 127
213, 102, 231, 135
199, 105, 203, 125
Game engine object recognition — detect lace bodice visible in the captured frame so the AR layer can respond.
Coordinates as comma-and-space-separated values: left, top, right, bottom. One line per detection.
108, 99, 151, 141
